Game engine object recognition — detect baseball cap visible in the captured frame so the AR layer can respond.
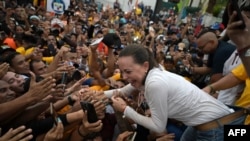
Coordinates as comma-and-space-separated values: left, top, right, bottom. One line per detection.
0, 45, 16, 56
89, 33, 122, 49
210, 22, 224, 31
30, 15, 40, 21
102, 33, 121, 49
3, 38, 17, 49
51, 18, 64, 28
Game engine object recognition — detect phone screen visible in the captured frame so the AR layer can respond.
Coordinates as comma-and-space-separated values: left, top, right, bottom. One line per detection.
231, 0, 246, 29
50, 103, 58, 125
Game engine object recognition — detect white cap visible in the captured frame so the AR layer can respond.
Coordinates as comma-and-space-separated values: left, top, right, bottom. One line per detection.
30, 15, 40, 21
51, 18, 64, 28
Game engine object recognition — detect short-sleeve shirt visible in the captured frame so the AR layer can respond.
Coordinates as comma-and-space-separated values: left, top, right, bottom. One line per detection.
232, 64, 250, 124
207, 41, 236, 74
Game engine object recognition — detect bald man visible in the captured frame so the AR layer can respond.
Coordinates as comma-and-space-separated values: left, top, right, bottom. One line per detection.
192, 31, 236, 84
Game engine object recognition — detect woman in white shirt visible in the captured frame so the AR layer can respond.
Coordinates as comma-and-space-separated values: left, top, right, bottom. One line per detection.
104, 44, 247, 141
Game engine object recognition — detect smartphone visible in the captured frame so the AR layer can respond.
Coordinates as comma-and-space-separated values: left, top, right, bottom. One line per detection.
64, 10, 74, 16
48, 44, 57, 56
61, 72, 68, 91
61, 72, 68, 84
126, 132, 137, 141
80, 101, 98, 123
231, 0, 246, 29
50, 103, 58, 125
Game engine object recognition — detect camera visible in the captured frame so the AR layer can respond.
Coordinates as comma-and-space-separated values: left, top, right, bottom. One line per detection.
175, 64, 192, 77
50, 28, 60, 37
31, 25, 43, 36
64, 10, 74, 17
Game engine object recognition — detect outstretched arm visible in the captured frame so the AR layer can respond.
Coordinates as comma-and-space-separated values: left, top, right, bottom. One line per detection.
227, 11, 250, 76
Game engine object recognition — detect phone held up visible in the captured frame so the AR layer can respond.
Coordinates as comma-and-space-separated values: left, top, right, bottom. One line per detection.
61, 72, 68, 92
126, 132, 137, 141
50, 102, 58, 126
231, 0, 246, 29
80, 101, 98, 123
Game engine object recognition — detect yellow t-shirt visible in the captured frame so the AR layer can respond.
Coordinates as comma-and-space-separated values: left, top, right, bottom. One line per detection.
134, 31, 142, 39
16, 46, 26, 55
232, 64, 250, 124
89, 73, 121, 91
135, 7, 142, 15
16, 47, 54, 64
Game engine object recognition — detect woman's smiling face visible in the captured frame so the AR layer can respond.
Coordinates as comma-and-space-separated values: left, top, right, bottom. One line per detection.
117, 56, 148, 88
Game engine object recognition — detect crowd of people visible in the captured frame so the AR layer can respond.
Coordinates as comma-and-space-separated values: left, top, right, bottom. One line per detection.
1, 0, 250, 141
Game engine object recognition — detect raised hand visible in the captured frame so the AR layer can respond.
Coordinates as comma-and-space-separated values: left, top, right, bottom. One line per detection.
66, 77, 87, 96
116, 131, 133, 141
92, 91, 109, 105
227, 11, 250, 49
0, 63, 9, 79
27, 72, 56, 103
0, 126, 33, 141
111, 91, 127, 113
78, 111, 103, 137
44, 118, 64, 141
46, 84, 65, 101
90, 99, 106, 119
156, 133, 175, 141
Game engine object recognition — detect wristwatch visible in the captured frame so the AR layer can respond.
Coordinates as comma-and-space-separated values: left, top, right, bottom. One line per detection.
244, 48, 250, 57
68, 95, 76, 106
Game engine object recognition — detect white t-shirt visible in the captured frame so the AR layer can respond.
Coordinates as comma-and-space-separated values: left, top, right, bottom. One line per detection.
105, 68, 233, 133
218, 49, 244, 105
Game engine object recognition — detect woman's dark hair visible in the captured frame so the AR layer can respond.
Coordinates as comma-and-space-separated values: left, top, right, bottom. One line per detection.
119, 44, 159, 71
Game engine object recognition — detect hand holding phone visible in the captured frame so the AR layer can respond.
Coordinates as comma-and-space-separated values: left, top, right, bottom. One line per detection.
80, 101, 98, 123
50, 103, 58, 126
126, 132, 137, 141
231, 0, 246, 29
61, 72, 68, 92
117, 131, 137, 141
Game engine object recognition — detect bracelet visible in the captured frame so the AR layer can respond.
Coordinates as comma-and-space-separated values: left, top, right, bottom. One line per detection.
208, 85, 215, 94
78, 126, 99, 139
67, 96, 76, 106
237, 45, 250, 55
77, 126, 87, 138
